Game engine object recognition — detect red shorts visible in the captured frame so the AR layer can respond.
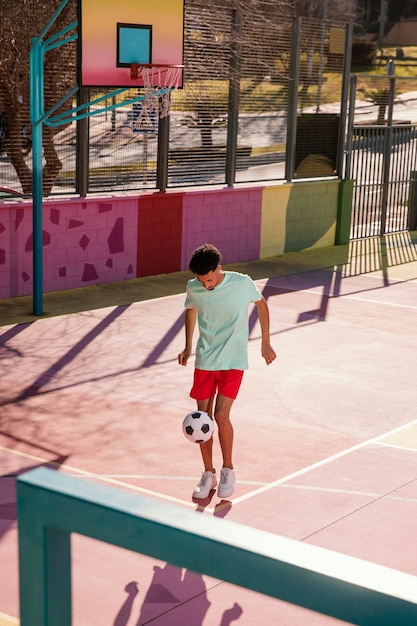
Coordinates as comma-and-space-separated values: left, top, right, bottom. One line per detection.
190, 369, 244, 401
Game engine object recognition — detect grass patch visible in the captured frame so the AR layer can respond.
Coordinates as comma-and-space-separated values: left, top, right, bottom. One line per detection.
59, 162, 156, 179
251, 144, 286, 155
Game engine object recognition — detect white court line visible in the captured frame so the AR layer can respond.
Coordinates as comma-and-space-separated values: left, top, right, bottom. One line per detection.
255, 279, 417, 310
62, 473, 266, 486
231, 416, 417, 506
3, 418, 417, 512
337, 297, 417, 310
0, 445, 195, 509
0, 611, 19, 625
376, 440, 417, 451
281, 483, 417, 503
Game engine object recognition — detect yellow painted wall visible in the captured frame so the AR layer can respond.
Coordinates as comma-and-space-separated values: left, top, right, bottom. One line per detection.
260, 180, 340, 258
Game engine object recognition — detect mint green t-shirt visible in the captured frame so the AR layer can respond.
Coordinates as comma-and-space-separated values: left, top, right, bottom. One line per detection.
184, 271, 262, 371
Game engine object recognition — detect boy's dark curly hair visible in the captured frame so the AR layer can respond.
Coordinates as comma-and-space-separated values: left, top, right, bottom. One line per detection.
189, 243, 222, 275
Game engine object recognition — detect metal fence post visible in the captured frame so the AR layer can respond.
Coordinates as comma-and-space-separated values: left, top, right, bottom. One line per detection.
408, 170, 417, 230
380, 75, 396, 236
336, 23, 353, 177
76, 86, 90, 197
344, 73, 357, 181
30, 38, 44, 316
157, 114, 170, 192
285, 18, 302, 182
225, 8, 242, 187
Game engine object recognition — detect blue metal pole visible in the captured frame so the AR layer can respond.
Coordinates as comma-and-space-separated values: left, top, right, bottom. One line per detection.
30, 39, 44, 316
29, 0, 72, 316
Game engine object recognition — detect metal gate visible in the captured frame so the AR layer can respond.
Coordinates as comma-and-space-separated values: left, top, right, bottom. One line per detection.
346, 74, 417, 239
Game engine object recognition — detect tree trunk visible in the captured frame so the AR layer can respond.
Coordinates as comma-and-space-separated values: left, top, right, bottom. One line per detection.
377, 105, 386, 124
2, 89, 32, 194
42, 125, 62, 195
197, 110, 214, 148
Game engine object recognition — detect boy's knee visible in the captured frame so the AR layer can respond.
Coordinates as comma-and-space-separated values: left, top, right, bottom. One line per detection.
214, 410, 231, 428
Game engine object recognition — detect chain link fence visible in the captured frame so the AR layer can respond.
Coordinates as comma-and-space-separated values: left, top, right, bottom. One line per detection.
0, 0, 350, 197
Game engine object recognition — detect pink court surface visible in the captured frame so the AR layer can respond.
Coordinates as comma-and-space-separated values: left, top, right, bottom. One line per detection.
1, 234, 417, 625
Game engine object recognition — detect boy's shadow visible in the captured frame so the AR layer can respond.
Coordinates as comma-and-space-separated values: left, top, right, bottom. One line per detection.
113, 499, 240, 626
114, 564, 242, 626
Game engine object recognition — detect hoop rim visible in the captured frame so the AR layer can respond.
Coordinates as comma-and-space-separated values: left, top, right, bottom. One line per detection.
130, 63, 184, 69
130, 62, 184, 86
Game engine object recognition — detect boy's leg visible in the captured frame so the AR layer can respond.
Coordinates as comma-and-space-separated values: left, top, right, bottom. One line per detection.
193, 396, 217, 499
213, 394, 235, 469
196, 393, 236, 471
214, 394, 236, 498
197, 396, 215, 472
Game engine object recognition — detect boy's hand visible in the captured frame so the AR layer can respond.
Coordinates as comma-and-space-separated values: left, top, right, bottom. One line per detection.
178, 349, 191, 366
262, 343, 276, 365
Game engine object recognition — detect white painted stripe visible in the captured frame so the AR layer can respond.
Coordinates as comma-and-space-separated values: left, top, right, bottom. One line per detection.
3, 415, 417, 512
281, 483, 417, 503
376, 440, 417, 452
0, 611, 19, 625
0, 446, 194, 509
254, 278, 417, 310
231, 416, 417, 505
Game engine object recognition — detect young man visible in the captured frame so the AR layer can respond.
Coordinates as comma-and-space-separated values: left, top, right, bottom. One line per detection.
178, 243, 276, 500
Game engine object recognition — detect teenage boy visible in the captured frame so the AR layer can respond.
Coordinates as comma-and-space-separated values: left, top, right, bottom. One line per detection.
178, 243, 276, 499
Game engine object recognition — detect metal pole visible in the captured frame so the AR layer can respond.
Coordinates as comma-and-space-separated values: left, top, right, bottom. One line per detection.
380, 75, 396, 236
156, 113, 169, 192
285, 18, 302, 182
30, 0, 73, 316
344, 73, 357, 181
30, 39, 44, 316
378, 0, 387, 52
76, 87, 90, 197
226, 8, 242, 187
316, 0, 328, 113
336, 23, 353, 177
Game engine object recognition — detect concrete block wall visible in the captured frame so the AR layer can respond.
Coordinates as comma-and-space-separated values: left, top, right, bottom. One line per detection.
181, 187, 263, 270
0, 197, 138, 299
260, 180, 339, 257
0, 179, 345, 300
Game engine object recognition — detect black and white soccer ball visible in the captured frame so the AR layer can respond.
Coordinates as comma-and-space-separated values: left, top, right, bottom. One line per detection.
182, 411, 215, 444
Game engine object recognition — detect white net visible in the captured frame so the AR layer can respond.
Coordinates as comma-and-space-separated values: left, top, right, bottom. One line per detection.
132, 64, 183, 130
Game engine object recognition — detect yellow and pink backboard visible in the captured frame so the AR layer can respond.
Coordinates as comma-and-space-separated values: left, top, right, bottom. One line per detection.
80, 0, 184, 87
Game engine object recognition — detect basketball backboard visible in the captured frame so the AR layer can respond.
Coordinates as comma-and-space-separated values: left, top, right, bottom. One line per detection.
79, 0, 184, 87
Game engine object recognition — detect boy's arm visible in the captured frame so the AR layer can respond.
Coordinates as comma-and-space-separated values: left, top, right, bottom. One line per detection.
178, 307, 197, 366
255, 297, 276, 365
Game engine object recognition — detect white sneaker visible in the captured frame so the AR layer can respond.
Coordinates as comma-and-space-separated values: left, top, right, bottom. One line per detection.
218, 467, 235, 499
193, 471, 217, 499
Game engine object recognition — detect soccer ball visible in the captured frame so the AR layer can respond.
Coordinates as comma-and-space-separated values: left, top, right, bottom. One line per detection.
182, 411, 215, 444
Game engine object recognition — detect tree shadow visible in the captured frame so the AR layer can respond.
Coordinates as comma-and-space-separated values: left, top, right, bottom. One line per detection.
0, 305, 185, 411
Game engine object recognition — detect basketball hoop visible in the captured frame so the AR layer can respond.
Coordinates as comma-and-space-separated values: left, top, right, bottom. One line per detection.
130, 63, 183, 121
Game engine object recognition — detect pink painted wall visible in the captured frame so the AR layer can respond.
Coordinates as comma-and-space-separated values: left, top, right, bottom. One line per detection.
181, 187, 263, 270
0, 197, 138, 299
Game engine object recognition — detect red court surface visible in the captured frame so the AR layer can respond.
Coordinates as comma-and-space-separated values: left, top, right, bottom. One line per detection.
1, 240, 417, 625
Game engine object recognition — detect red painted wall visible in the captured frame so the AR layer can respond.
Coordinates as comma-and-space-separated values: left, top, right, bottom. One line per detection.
137, 193, 183, 277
